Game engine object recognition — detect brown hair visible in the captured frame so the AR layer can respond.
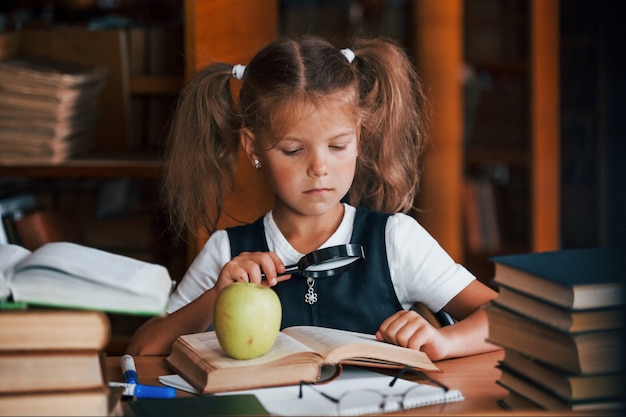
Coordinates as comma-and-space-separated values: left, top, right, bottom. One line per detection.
164, 35, 429, 241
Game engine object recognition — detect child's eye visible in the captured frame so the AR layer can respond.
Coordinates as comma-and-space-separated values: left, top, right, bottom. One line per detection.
282, 148, 302, 156
330, 144, 347, 151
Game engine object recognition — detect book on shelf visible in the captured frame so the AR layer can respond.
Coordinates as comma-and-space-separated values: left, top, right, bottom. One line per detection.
0, 194, 36, 245
0, 351, 106, 394
0, 242, 173, 315
497, 366, 625, 411
461, 177, 502, 252
493, 284, 624, 333
490, 247, 625, 310
485, 303, 624, 375
13, 209, 86, 252
498, 348, 624, 403
0, 309, 110, 351
0, 57, 108, 165
165, 325, 439, 394
461, 179, 483, 252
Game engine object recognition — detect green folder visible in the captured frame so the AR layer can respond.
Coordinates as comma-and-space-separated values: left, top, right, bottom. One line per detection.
126, 394, 269, 416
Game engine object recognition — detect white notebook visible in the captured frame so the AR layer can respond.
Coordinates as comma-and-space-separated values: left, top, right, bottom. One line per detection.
160, 366, 463, 416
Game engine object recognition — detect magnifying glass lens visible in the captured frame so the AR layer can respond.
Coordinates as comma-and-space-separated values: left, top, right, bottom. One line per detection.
298, 244, 364, 278
261, 244, 365, 280
305, 257, 358, 272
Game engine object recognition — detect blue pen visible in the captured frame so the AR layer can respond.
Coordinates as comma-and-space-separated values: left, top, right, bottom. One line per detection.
109, 381, 176, 399
121, 354, 138, 384
115, 354, 176, 399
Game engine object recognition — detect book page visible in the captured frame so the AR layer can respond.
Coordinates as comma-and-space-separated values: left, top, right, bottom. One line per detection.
283, 326, 395, 358
283, 326, 438, 371
179, 332, 321, 370
11, 242, 170, 294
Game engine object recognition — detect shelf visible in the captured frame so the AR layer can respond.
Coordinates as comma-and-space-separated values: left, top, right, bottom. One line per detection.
467, 58, 527, 73
0, 152, 163, 178
461, 0, 560, 258
129, 75, 183, 95
464, 147, 530, 167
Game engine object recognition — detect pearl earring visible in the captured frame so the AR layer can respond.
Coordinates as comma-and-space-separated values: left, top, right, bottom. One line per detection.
253, 159, 261, 170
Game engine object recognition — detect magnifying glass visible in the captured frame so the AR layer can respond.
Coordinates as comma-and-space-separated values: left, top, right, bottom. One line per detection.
261, 244, 365, 280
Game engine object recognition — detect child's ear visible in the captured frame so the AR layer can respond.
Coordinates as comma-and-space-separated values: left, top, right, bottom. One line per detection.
240, 129, 260, 166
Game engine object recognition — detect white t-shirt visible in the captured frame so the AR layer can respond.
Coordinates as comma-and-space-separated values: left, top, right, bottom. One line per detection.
167, 204, 474, 314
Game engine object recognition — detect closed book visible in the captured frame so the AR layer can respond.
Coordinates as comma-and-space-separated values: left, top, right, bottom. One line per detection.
497, 367, 625, 411
0, 387, 111, 417
499, 349, 624, 402
485, 303, 624, 374
493, 284, 624, 333
0, 57, 107, 164
490, 247, 625, 310
497, 390, 542, 411
0, 310, 110, 351
0, 351, 105, 393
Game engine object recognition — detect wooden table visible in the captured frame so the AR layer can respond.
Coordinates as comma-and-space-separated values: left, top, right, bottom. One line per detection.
105, 351, 613, 416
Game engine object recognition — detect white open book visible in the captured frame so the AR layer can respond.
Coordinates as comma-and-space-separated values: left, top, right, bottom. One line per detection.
0, 242, 172, 315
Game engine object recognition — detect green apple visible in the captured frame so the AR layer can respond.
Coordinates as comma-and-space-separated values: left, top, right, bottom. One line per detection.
213, 282, 282, 360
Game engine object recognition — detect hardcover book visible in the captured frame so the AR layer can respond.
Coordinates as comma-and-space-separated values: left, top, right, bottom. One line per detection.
490, 247, 625, 310
485, 303, 624, 375
0, 351, 106, 394
493, 284, 624, 333
498, 348, 624, 403
166, 326, 439, 394
0, 309, 110, 351
497, 367, 625, 411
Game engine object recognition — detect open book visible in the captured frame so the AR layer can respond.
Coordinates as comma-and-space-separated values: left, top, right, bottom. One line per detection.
0, 242, 173, 315
165, 326, 440, 394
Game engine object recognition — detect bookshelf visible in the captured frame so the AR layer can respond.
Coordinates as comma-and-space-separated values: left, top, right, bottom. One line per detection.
455, 0, 559, 282
0, 4, 185, 284
0, 0, 278, 269
406, 1, 560, 284
1, 1, 561, 286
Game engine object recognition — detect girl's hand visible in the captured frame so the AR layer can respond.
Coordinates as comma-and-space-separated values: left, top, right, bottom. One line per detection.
375, 310, 450, 361
216, 251, 290, 292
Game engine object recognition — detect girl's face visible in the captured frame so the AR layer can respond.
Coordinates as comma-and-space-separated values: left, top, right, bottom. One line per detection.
255, 99, 359, 220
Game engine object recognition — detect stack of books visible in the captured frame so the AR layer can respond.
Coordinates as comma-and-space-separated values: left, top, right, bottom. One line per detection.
0, 309, 118, 416
485, 247, 625, 411
0, 57, 107, 164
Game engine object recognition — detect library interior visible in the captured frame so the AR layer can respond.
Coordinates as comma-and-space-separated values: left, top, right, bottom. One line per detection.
0, 0, 624, 415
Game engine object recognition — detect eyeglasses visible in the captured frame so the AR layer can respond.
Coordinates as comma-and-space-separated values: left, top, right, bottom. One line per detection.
298, 367, 453, 415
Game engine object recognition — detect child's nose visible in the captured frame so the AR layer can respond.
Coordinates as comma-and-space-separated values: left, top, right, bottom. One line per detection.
307, 152, 328, 177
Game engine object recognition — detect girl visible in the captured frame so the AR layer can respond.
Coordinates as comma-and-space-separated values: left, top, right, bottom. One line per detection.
127, 35, 499, 359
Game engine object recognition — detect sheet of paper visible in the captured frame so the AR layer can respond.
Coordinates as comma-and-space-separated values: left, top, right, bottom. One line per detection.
158, 374, 200, 394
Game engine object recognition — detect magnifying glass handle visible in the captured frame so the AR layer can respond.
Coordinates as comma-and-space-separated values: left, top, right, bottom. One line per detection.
282, 264, 300, 275
261, 264, 299, 280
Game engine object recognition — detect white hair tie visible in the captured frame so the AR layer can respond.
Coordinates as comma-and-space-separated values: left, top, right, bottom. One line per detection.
232, 64, 246, 80
340, 48, 355, 63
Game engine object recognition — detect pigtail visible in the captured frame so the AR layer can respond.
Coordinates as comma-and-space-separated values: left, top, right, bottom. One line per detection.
349, 38, 430, 214
163, 63, 241, 241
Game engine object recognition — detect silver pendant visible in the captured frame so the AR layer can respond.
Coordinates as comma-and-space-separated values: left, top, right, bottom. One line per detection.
304, 277, 318, 305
